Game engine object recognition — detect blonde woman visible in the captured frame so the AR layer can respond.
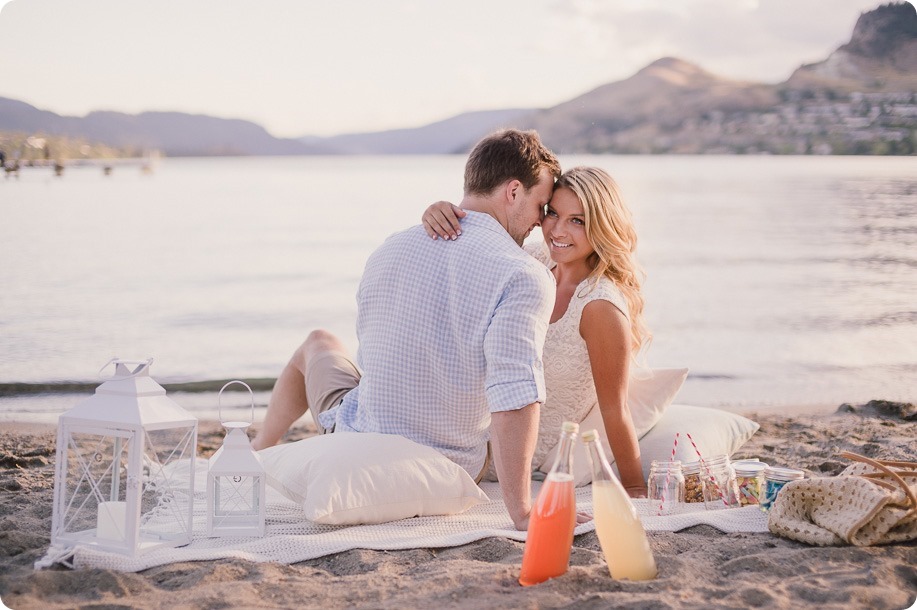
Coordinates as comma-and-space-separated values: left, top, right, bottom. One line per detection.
422, 166, 650, 497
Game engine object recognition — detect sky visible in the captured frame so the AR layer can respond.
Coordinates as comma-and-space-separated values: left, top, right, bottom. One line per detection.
0, 0, 906, 138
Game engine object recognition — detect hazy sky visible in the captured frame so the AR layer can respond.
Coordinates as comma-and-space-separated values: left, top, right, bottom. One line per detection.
0, 0, 902, 137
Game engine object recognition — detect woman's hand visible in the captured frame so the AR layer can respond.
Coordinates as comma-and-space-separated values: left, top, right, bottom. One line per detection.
422, 201, 466, 240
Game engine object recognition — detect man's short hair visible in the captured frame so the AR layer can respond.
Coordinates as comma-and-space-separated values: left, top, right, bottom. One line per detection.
464, 129, 561, 196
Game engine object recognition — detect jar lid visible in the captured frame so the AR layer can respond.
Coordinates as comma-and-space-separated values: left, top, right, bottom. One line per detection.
562, 421, 579, 434
764, 466, 805, 481
682, 459, 702, 474
733, 461, 768, 475
650, 460, 682, 469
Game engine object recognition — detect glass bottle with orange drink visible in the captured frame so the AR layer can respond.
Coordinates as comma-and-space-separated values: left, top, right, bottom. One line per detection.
582, 428, 657, 580
518, 421, 578, 587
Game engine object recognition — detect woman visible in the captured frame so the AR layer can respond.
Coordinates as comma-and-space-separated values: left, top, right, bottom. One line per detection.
422, 166, 650, 497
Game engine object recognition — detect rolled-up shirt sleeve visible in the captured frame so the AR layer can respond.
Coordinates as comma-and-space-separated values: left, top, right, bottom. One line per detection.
484, 266, 555, 412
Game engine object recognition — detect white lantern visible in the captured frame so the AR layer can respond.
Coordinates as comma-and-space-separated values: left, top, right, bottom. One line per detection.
206, 381, 265, 537
51, 359, 198, 557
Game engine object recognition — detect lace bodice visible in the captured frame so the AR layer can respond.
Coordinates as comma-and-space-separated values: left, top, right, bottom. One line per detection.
526, 242, 630, 470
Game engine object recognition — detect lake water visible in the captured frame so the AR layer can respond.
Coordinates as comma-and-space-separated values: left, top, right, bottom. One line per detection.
1, 154, 915, 421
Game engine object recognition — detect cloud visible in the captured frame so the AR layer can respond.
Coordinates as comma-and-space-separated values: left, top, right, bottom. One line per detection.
547, 0, 886, 82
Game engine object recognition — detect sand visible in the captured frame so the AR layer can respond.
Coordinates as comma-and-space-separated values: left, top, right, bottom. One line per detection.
0, 402, 914, 610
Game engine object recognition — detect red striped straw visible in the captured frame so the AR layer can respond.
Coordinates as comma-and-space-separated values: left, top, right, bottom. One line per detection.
685, 432, 729, 507
657, 432, 680, 515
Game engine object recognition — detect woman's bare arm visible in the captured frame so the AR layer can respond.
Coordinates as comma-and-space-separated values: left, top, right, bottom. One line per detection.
581, 299, 648, 498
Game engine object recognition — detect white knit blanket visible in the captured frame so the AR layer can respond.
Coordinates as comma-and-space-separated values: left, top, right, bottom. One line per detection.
38, 461, 768, 572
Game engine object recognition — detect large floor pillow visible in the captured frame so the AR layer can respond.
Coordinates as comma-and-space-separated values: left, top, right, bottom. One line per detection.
259, 432, 489, 525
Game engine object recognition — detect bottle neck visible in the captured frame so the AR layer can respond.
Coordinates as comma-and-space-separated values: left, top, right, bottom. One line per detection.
549, 430, 577, 476
584, 439, 614, 483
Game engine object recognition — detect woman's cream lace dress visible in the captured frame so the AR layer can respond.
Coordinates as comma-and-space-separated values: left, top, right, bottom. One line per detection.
526, 242, 630, 471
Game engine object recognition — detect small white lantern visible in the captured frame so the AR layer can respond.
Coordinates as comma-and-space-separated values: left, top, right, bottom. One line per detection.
206, 381, 265, 537
51, 358, 198, 557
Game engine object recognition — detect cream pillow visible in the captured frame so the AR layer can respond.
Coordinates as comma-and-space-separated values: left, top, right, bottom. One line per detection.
538, 367, 688, 484
626, 367, 689, 435
259, 432, 489, 525
541, 403, 759, 487
636, 403, 760, 480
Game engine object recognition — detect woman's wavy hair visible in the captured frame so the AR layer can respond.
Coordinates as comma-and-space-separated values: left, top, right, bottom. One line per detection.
555, 166, 651, 357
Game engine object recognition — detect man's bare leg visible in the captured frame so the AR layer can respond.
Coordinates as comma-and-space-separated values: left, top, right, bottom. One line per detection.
251, 329, 349, 450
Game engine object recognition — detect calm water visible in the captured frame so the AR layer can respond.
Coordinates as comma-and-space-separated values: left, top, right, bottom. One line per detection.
1, 155, 915, 420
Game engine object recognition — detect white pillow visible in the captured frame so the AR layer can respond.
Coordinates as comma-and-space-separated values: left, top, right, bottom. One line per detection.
626, 367, 689, 435
538, 367, 688, 484
258, 432, 489, 525
636, 404, 760, 480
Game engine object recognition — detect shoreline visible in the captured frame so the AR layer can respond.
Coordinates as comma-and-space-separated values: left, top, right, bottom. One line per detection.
0, 390, 845, 426
0, 403, 914, 609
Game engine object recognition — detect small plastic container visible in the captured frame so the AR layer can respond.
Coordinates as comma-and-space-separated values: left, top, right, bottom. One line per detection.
647, 460, 685, 516
733, 460, 768, 507
760, 466, 805, 511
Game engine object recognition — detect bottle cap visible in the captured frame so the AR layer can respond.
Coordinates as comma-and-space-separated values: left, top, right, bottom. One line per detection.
581, 429, 598, 443
561, 421, 579, 434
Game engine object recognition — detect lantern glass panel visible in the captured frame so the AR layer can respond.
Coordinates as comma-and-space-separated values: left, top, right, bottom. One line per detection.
58, 427, 132, 543
138, 426, 196, 544
213, 474, 262, 524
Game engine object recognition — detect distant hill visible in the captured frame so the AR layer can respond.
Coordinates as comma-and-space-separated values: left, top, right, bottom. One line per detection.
310, 108, 535, 154
525, 57, 780, 153
0, 98, 332, 157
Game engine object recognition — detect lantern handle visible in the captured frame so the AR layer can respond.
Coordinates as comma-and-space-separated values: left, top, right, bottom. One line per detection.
98, 357, 154, 379
218, 380, 255, 427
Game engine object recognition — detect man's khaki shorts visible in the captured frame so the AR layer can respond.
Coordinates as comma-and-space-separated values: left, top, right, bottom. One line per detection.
304, 351, 492, 484
304, 351, 361, 435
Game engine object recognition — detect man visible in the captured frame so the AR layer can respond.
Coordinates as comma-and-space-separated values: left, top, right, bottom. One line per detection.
253, 129, 560, 529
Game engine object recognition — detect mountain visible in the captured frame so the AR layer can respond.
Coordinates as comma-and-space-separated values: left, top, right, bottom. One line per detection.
520, 2, 917, 155
525, 57, 780, 153
307, 109, 535, 154
0, 98, 333, 156
788, 2, 917, 90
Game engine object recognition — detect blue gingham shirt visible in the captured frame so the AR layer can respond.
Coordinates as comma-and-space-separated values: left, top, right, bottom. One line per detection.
319, 211, 555, 476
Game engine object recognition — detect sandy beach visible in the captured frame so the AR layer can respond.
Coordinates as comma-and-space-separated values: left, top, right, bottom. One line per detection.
0, 402, 914, 610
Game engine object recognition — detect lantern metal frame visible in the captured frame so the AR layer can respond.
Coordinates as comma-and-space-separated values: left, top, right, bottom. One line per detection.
205, 380, 266, 537
50, 358, 198, 557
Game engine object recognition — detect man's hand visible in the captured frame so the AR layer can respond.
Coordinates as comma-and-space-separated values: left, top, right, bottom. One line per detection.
513, 512, 531, 531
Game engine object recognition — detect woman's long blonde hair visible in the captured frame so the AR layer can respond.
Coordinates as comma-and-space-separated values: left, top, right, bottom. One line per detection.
555, 166, 651, 356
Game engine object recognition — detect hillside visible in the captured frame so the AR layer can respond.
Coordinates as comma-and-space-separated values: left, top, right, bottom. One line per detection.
788, 2, 917, 90
0, 98, 332, 157
314, 108, 535, 154
526, 57, 781, 153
